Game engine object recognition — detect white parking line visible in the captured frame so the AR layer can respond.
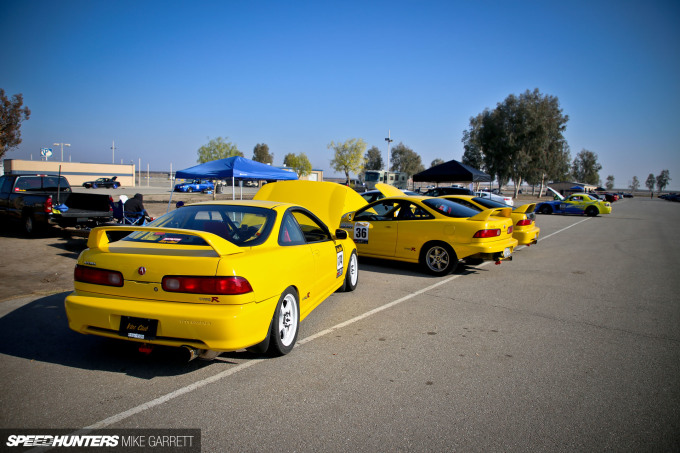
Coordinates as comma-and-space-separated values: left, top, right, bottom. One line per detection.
73, 217, 591, 431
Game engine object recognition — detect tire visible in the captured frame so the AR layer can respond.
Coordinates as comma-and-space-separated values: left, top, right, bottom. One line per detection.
267, 287, 300, 356
187, 187, 193, 193
340, 250, 359, 292
585, 206, 599, 217
23, 214, 35, 235
539, 204, 553, 214
420, 242, 458, 275
23, 213, 43, 237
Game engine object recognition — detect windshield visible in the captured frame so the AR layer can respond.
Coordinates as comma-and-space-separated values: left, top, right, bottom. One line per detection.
422, 198, 479, 218
364, 172, 380, 182
123, 205, 276, 246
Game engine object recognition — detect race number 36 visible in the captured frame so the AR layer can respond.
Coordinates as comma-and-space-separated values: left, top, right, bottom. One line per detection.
354, 222, 369, 244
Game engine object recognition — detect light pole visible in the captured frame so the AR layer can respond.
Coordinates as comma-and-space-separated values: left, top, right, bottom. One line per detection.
53, 143, 71, 162
384, 130, 393, 171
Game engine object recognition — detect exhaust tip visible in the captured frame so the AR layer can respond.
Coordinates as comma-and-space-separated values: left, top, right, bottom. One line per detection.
181, 345, 200, 362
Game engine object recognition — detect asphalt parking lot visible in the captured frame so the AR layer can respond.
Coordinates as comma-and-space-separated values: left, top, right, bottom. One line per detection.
1, 196, 678, 451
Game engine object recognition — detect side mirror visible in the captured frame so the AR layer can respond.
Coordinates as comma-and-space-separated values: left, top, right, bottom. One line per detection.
347, 213, 353, 221
335, 229, 348, 240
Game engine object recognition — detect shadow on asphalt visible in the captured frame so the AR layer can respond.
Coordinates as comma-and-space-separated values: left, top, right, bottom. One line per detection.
357, 256, 484, 277
0, 292, 227, 378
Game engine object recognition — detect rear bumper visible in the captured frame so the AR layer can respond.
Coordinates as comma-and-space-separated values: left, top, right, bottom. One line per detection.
455, 238, 518, 261
514, 226, 540, 245
64, 290, 278, 351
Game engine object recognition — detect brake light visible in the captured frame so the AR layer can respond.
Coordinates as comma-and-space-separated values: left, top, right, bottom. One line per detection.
507, 226, 513, 234
74, 265, 124, 287
108, 196, 114, 213
516, 219, 533, 226
162, 276, 253, 295
473, 229, 501, 238
45, 195, 53, 213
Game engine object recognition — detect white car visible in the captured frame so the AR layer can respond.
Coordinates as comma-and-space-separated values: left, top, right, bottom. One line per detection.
475, 191, 514, 207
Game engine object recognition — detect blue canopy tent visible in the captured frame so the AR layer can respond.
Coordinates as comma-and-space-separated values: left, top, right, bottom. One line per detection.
169, 156, 298, 211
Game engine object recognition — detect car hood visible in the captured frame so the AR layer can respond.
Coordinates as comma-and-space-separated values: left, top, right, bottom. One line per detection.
546, 187, 565, 201
254, 180, 368, 230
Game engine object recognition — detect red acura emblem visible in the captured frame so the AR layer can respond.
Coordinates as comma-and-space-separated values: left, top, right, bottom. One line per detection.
138, 266, 146, 275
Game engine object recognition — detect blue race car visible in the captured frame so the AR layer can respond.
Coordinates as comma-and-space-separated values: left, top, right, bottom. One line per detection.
536, 188, 612, 217
173, 179, 215, 193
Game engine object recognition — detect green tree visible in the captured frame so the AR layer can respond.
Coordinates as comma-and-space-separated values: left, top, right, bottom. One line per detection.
645, 173, 656, 195
430, 158, 445, 167
197, 137, 243, 163
390, 142, 424, 176
605, 175, 615, 190
462, 89, 569, 197
253, 143, 273, 164
364, 146, 384, 171
461, 116, 486, 170
571, 149, 602, 185
629, 176, 640, 193
283, 152, 312, 178
0, 89, 31, 160
329, 138, 367, 184
656, 169, 671, 192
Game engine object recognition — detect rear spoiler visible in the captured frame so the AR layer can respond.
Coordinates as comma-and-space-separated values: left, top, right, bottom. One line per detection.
512, 203, 536, 214
469, 207, 511, 221
87, 226, 244, 257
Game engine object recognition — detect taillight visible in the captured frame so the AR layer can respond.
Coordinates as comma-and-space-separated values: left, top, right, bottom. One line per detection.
473, 229, 501, 238
74, 265, 124, 287
45, 195, 53, 213
507, 226, 513, 234
162, 276, 253, 295
108, 196, 114, 213
517, 219, 533, 226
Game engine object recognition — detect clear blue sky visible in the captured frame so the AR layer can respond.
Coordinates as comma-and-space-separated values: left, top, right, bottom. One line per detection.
2, 0, 679, 189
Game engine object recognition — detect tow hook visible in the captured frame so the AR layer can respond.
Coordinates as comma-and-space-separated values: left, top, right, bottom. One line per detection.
495, 260, 501, 265
139, 343, 154, 355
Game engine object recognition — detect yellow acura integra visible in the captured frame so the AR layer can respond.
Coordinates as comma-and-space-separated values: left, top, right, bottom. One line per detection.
339, 185, 518, 275
440, 195, 540, 246
65, 182, 366, 359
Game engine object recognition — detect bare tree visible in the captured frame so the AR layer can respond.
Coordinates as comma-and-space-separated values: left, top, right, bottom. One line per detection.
0, 89, 31, 160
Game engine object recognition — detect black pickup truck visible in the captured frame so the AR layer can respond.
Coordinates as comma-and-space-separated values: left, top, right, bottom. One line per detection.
0, 174, 113, 235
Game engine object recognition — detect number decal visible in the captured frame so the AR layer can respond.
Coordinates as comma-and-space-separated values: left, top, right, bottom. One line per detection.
336, 244, 344, 278
354, 222, 369, 244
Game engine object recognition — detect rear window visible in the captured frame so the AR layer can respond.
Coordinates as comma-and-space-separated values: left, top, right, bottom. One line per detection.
123, 205, 276, 247
471, 197, 507, 209
13, 176, 71, 192
425, 187, 473, 196
422, 198, 479, 218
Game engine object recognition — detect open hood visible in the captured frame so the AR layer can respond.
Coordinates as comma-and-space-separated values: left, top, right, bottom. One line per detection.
374, 183, 406, 198
254, 181, 368, 230
546, 187, 564, 201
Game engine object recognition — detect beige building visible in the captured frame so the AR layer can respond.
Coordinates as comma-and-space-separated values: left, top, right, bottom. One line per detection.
547, 181, 598, 196
3, 159, 136, 187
